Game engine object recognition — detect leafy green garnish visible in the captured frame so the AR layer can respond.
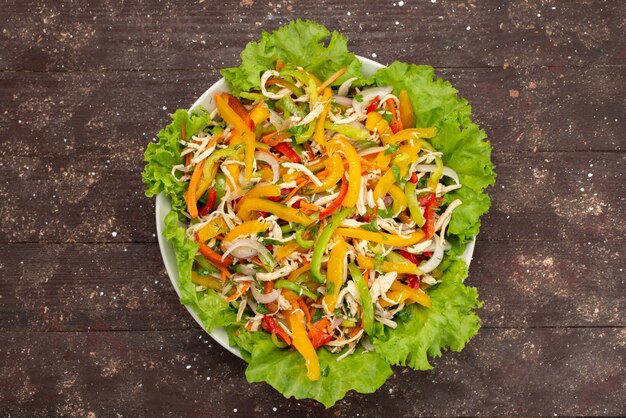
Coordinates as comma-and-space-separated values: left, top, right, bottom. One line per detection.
222, 20, 364, 95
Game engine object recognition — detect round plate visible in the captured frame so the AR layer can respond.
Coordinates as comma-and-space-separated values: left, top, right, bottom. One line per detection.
155, 56, 476, 359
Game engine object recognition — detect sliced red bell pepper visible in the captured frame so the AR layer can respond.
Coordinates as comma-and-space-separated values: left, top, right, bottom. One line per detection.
262, 315, 291, 345
366, 96, 380, 114
410, 172, 418, 184
307, 319, 333, 348
407, 275, 421, 289
308, 326, 333, 348
398, 250, 423, 288
224, 93, 255, 130
273, 142, 301, 163
398, 250, 418, 264
386, 98, 403, 133
423, 204, 436, 239
319, 176, 349, 218
419, 193, 439, 207
198, 189, 217, 217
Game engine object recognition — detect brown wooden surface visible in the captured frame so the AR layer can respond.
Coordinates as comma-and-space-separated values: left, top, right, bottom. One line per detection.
1, 0, 624, 416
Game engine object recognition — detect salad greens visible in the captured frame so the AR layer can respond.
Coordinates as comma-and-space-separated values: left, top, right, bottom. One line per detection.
143, 20, 495, 408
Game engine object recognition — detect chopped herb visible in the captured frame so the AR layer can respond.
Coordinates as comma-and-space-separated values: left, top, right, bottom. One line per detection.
361, 217, 378, 232
311, 309, 325, 323
377, 207, 394, 219
256, 304, 268, 314
354, 94, 363, 103
416, 174, 428, 189
261, 238, 284, 246
383, 113, 393, 123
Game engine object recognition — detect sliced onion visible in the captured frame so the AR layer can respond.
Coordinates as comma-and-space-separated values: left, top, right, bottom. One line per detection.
328, 112, 359, 125
338, 77, 358, 96
418, 235, 444, 273
332, 95, 353, 107
325, 329, 364, 346
238, 264, 258, 276
255, 151, 280, 183
223, 239, 268, 260
261, 70, 290, 100
330, 317, 344, 330
353, 87, 393, 116
250, 285, 281, 304
357, 146, 388, 157
415, 165, 460, 186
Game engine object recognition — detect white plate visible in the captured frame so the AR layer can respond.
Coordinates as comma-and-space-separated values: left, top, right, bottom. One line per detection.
155, 56, 476, 359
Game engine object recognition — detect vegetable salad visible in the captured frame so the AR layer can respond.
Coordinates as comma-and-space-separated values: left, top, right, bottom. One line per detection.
143, 20, 495, 407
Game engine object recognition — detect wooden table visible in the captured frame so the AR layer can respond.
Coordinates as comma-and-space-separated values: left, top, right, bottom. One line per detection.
1, 1, 624, 416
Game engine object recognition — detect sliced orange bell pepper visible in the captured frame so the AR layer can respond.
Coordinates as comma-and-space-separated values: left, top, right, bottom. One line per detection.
215, 93, 255, 182
288, 307, 320, 381
327, 138, 361, 208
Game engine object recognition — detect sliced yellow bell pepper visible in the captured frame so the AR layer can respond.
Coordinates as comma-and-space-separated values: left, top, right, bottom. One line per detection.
191, 271, 222, 290
428, 156, 444, 193
250, 101, 270, 126
380, 281, 431, 308
237, 198, 314, 225
275, 241, 301, 261
323, 237, 346, 312
235, 184, 281, 211
288, 307, 320, 381
388, 184, 407, 216
215, 94, 255, 182
327, 138, 361, 208
223, 220, 269, 243
313, 87, 332, 147
365, 112, 383, 131
337, 228, 425, 247
197, 218, 228, 243
372, 169, 396, 204
224, 163, 241, 192
355, 254, 424, 275
306, 154, 344, 194
398, 90, 415, 129
390, 128, 437, 144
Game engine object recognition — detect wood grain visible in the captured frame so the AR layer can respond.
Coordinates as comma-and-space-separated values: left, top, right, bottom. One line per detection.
1, 0, 624, 71
0, 152, 622, 243
1, 0, 625, 415
1, 328, 624, 416
2, 67, 624, 158
1, 240, 623, 333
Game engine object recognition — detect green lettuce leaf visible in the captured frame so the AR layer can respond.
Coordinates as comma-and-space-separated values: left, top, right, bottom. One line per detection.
374, 258, 482, 369
222, 19, 364, 95
371, 62, 496, 244
163, 210, 238, 331
234, 330, 392, 408
143, 109, 211, 214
